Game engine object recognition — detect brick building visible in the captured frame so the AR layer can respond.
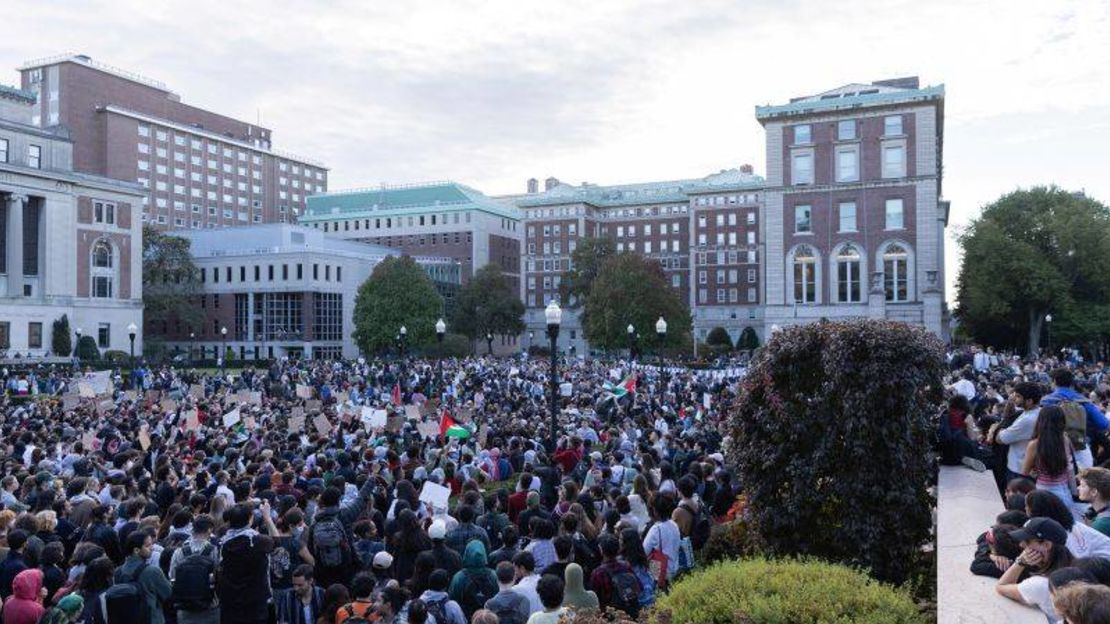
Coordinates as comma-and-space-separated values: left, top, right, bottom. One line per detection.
0, 83, 144, 355
16, 53, 327, 230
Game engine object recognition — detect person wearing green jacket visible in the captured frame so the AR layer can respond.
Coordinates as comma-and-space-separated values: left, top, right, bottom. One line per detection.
448, 540, 499, 621
116, 532, 173, 624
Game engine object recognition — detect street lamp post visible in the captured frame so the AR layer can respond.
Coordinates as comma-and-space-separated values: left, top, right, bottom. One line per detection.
627, 324, 635, 361
127, 322, 137, 387
529, 331, 535, 356
399, 325, 408, 358
1045, 314, 1053, 356
656, 316, 667, 367
546, 302, 562, 451
189, 332, 195, 365
220, 326, 228, 371
486, 331, 493, 356
435, 318, 446, 395
74, 327, 82, 365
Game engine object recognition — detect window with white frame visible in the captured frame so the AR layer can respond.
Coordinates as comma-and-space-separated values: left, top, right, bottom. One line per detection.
882, 143, 906, 178
794, 205, 812, 233
94, 201, 115, 224
883, 243, 910, 302
792, 245, 817, 304
138, 125, 150, 137
0, 138, 7, 163
835, 145, 859, 182
832, 201, 855, 232
699, 288, 707, 303
794, 124, 811, 144
747, 287, 756, 302
836, 244, 862, 303
885, 198, 904, 229
884, 115, 903, 136
792, 151, 813, 185
837, 119, 856, 141
91, 240, 114, 298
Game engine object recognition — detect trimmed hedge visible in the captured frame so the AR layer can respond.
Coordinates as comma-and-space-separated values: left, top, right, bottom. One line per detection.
649, 558, 927, 624
727, 320, 943, 583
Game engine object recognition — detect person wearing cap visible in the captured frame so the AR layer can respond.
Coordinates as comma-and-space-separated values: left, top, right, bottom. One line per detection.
370, 551, 395, 595
422, 520, 462, 579
996, 517, 1076, 621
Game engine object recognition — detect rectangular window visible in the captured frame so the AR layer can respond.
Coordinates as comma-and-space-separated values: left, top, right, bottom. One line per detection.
837, 119, 856, 140
885, 198, 905, 229
268, 265, 274, 281
296, 264, 303, 280
747, 211, 756, 225
835, 146, 859, 182
794, 124, 811, 144
839, 202, 857, 232
282, 264, 289, 280
794, 205, 812, 233
699, 288, 707, 304
882, 144, 906, 178
747, 287, 756, 302
791, 152, 813, 185
746, 231, 755, 245
28, 322, 42, 349
98, 323, 110, 349
748, 269, 756, 283
138, 125, 150, 137
0, 138, 7, 163
884, 115, 903, 136
698, 270, 707, 285
716, 288, 725, 302
28, 145, 41, 169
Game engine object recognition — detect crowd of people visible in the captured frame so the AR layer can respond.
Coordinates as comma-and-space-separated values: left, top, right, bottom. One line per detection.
947, 346, 1110, 623
0, 353, 743, 624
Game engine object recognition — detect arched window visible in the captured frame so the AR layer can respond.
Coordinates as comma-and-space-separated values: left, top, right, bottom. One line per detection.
836, 244, 862, 303
883, 243, 910, 302
792, 244, 817, 304
91, 240, 114, 298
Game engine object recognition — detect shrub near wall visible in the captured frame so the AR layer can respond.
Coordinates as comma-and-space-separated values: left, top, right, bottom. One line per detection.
727, 320, 944, 584
649, 558, 927, 624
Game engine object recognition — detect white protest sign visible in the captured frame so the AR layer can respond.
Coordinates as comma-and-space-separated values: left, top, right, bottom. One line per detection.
296, 384, 313, 399
703, 393, 711, 411
360, 407, 387, 430
404, 404, 422, 421
418, 481, 451, 511
223, 408, 241, 428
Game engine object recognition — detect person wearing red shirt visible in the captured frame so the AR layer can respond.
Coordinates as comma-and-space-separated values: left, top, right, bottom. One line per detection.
507, 471, 532, 524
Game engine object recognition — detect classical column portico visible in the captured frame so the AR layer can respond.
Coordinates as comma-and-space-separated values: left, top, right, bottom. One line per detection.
5, 193, 27, 297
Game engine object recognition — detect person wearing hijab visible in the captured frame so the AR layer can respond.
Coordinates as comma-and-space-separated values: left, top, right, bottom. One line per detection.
38, 593, 84, 624
561, 563, 598, 611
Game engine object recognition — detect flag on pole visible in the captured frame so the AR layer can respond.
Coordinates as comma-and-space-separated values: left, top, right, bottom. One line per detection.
603, 373, 638, 398
439, 410, 470, 439
391, 383, 402, 407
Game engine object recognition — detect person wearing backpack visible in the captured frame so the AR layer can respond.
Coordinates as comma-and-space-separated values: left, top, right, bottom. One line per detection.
1041, 368, 1110, 470
447, 541, 498, 621
168, 515, 219, 624
216, 504, 273, 624
482, 562, 530, 624
333, 572, 374, 624
673, 476, 710, 552
307, 485, 370, 589
416, 570, 465, 624
111, 531, 173, 624
588, 534, 642, 618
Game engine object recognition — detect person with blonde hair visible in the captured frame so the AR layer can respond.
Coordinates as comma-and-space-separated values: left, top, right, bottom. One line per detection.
1052, 582, 1110, 624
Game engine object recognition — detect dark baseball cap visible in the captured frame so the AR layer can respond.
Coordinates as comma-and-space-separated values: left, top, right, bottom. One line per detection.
1011, 517, 1068, 546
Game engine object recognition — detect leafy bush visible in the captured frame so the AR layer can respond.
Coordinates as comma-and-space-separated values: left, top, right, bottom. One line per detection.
52, 315, 72, 356
727, 320, 943, 584
705, 326, 733, 349
737, 326, 760, 350
103, 350, 130, 364
647, 558, 927, 624
75, 335, 100, 362
699, 519, 761, 566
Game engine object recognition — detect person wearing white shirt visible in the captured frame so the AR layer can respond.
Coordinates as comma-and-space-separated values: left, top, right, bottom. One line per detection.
511, 552, 543, 615
948, 371, 977, 402
993, 382, 1044, 480
642, 496, 682, 581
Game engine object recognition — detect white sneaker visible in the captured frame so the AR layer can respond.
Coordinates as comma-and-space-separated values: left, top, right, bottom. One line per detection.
962, 456, 988, 473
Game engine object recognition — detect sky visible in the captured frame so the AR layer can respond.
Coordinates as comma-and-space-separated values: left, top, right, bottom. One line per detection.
3, 0, 1109, 303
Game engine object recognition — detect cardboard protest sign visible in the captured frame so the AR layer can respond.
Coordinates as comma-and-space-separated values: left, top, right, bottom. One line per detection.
336, 391, 349, 404
160, 399, 178, 413
124, 390, 137, 402
237, 390, 251, 404
288, 413, 306, 433
96, 399, 114, 415
244, 415, 257, 430
418, 481, 451, 511
296, 384, 313, 399
249, 391, 262, 405
703, 393, 711, 411
305, 400, 322, 413
313, 414, 332, 437
83, 371, 112, 395
222, 408, 241, 429
138, 427, 151, 451
190, 385, 205, 399
77, 383, 95, 399
184, 410, 200, 432
417, 422, 440, 439
361, 407, 387, 431
62, 396, 80, 411
404, 404, 422, 421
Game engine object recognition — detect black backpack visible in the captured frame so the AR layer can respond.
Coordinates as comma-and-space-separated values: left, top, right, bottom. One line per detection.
490, 600, 527, 624
455, 569, 497, 619
606, 567, 642, 618
680, 501, 712, 550
102, 564, 152, 624
311, 516, 351, 569
171, 542, 217, 611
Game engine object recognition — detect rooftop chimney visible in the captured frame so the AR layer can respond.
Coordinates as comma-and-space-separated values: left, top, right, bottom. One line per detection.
527, 178, 538, 194
739, 164, 754, 174
544, 177, 560, 191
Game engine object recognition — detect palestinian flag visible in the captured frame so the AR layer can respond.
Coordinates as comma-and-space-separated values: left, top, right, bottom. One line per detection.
439, 410, 470, 439
604, 373, 637, 398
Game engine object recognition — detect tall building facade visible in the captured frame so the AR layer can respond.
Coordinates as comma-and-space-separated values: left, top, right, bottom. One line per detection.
154, 224, 460, 360
512, 77, 947, 351
16, 53, 327, 230
0, 83, 145, 355
756, 77, 947, 335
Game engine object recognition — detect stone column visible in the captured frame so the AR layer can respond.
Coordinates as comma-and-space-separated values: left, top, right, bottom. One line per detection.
922, 269, 943, 336
868, 270, 886, 321
6, 194, 26, 297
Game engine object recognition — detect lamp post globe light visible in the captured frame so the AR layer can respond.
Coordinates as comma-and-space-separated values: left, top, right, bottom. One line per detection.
1045, 314, 1053, 354
656, 316, 667, 366
400, 325, 408, 357
220, 326, 228, 370
545, 301, 562, 451
189, 332, 195, 363
435, 318, 446, 394
74, 327, 82, 364
627, 324, 635, 361
486, 331, 494, 356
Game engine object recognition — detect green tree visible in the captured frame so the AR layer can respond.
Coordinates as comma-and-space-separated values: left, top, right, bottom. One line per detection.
956, 187, 1110, 355
353, 256, 443, 355
52, 314, 72, 356
451, 263, 525, 345
737, 326, 760, 351
559, 237, 617, 323
143, 225, 204, 334
581, 252, 692, 351
76, 335, 100, 362
706, 327, 733, 350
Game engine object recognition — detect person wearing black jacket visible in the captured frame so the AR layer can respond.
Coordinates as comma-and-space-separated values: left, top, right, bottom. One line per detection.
217, 504, 274, 624
0, 529, 29, 599
84, 506, 122, 565
274, 565, 325, 624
